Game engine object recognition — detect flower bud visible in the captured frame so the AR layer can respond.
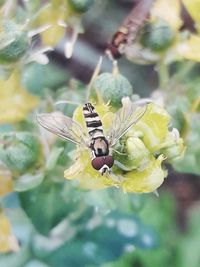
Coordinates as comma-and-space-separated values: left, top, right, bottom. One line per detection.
0, 20, 29, 64
67, 0, 95, 13
0, 132, 42, 175
114, 137, 150, 171
140, 19, 175, 52
93, 73, 133, 108
161, 129, 185, 162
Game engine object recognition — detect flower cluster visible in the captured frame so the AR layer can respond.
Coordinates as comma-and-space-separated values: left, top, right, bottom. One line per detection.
64, 100, 185, 193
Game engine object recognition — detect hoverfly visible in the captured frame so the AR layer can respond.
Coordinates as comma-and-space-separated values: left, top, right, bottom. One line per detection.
36, 101, 147, 176
106, 0, 155, 60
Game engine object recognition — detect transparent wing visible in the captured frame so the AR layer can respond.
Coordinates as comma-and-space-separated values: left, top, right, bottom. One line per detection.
107, 101, 147, 146
36, 112, 88, 147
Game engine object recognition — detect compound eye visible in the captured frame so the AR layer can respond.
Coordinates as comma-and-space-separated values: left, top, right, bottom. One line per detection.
105, 156, 114, 168
91, 157, 105, 170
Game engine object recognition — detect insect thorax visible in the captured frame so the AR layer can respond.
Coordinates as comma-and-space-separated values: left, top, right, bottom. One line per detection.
90, 137, 109, 157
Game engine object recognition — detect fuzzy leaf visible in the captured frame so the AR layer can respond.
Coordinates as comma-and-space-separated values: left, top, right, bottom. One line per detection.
18, 179, 72, 235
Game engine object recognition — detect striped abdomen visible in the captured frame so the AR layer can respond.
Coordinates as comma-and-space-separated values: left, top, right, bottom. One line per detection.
83, 103, 104, 138
83, 103, 109, 157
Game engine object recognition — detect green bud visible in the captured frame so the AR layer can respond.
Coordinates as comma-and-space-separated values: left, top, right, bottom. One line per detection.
140, 19, 175, 52
114, 137, 150, 171
160, 128, 185, 162
0, 132, 41, 175
68, 0, 94, 13
0, 20, 29, 64
93, 73, 133, 108
162, 139, 185, 162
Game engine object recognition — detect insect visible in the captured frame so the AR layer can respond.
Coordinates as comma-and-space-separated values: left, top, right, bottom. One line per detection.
36, 101, 147, 176
106, 0, 154, 60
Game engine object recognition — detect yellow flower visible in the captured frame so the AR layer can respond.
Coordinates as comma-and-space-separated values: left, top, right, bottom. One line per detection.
175, 35, 200, 62
64, 101, 179, 193
122, 155, 166, 193
64, 149, 115, 190
36, 4, 67, 47
0, 212, 19, 252
0, 70, 38, 123
182, 0, 200, 27
133, 103, 171, 152
151, 0, 182, 31
0, 169, 13, 196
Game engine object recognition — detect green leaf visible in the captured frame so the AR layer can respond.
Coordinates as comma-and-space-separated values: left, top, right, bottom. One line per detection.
45, 147, 64, 171
24, 260, 50, 267
174, 114, 200, 175
14, 172, 45, 192
44, 211, 158, 267
0, 20, 29, 64
0, 246, 31, 267
18, 179, 72, 235
175, 205, 200, 267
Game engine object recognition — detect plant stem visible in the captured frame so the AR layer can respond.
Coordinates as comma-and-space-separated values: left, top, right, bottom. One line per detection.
171, 61, 196, 83
157, 62, 169, 89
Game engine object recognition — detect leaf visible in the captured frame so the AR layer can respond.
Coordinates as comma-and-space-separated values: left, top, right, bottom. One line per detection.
45, 147, 64, 171
24, 260, 51, 267
44, 211, 158, 267
0, 246, 31, 267
176, 205, 200, 267
174, 114, 200, 175
18, 179, 74, 235
14, 172, 45, 192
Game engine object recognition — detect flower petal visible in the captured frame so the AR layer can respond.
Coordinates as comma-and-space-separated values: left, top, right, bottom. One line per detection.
64, 149, 116, 190
36, 5, 66, 46
122, 155, 166, 193
64, 149, 90, 180
151, 0, 182, 31
0, 169, 13, 196
175, 35, 200, 62
0, 212, 19, 252
0, 71, 39, 123
133, 103, 171, 152
182, 0, 200, 25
